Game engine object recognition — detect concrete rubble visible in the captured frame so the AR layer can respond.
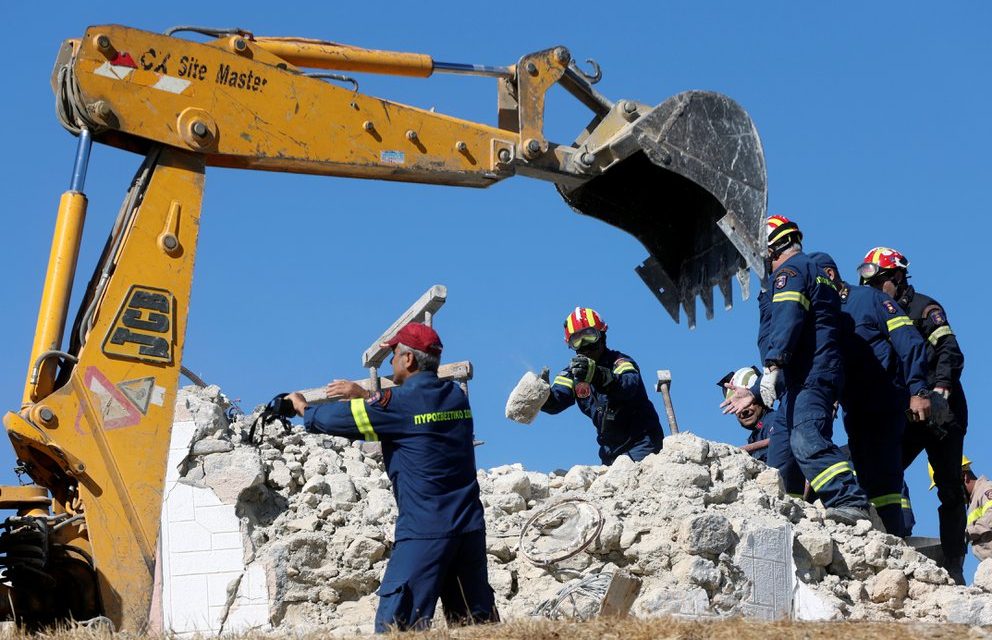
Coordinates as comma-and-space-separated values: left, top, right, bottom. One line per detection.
172, 386, 992, 635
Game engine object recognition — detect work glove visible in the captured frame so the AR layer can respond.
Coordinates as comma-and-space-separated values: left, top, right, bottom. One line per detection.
569, 356, 613, 388
759, 367, 782, 408
932, 386, 950, 400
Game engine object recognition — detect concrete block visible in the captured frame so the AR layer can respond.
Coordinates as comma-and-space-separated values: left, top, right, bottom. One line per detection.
167, 521, 212, 553
171, 420, 197, 450
207, 571, 243, 607
166, 574, 210, 632
192, 486, 224, 508
212, 531, 243, 551
166, 484, 195, 522
734, 524, 793, 620
169, 548, 245, 576
194, 504, 238, 534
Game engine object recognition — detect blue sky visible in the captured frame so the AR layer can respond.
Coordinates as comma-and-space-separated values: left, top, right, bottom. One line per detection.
2, 3, 989, 579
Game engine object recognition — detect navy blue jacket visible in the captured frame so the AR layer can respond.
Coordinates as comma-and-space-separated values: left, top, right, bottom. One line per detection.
745, 409, 775, 463
541, 348, 663, 461
838, 284, 929, 411
763, 251, 844, 390
304, 372, 485, 541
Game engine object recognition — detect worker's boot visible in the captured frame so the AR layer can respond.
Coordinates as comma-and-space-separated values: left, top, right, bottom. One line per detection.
825, 506, 870, 526
942, 555, 966, 586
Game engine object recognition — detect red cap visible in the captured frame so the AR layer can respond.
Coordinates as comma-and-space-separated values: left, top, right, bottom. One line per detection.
384, 322, 443, 355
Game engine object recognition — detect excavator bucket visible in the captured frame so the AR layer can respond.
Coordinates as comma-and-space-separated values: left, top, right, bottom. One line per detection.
559, 91, 767, 327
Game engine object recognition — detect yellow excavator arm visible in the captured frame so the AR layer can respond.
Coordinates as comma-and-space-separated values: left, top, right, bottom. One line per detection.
1, 24, 766, 630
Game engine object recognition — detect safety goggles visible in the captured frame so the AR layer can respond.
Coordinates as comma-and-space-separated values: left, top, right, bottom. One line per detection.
567, 327, 601, 350
856, 262, 892, 285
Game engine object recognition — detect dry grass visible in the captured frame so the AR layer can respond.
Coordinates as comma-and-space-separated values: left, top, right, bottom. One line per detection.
10, 617, 992, 640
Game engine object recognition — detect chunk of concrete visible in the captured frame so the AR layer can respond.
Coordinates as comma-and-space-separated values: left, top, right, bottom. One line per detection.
734, 524, 793, 620
505, 371, 550, 424
679, 513, 734, 556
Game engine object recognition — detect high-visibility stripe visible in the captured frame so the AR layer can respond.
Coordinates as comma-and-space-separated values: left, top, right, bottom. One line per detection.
769, 227, 795, 245
968, 501, 991, 525
869, 493, 904, 508
815, 276, 837, 291
613, 363, 637, 375
772, 291, 810, 310
553, 376, 574, 390
786, 493, 805, 499
566, 315, 575, 335
886, 316, 914, 332
349, 398, 378, 442
901, 498, 912, 510
928, 325, 954, 346
585, 308, 595, 326
810, 461, 853, 491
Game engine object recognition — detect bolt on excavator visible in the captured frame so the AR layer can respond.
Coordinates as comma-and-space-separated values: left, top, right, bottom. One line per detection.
0, 24, 766, 630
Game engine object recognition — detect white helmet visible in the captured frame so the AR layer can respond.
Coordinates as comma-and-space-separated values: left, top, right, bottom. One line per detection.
719, 366, 760, 399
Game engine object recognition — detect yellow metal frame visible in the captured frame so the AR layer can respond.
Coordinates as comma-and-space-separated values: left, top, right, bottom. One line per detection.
7, 24, 588, 631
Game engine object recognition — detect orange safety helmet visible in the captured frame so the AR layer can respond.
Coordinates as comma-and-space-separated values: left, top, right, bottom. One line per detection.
563, 307, 607, 343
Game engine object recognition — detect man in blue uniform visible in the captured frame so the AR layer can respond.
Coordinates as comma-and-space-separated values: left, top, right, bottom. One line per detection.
812, 252, 931, 536
723, 216, 869, 524
858, 247, 969, 584
717, 366, 774, 464
285, 322, 497, 631
541, 307, 664, 465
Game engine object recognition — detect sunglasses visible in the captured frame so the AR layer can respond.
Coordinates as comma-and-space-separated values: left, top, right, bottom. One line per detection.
568, 328, 601, 349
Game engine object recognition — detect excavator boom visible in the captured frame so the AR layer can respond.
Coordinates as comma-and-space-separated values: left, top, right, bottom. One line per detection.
0, 24, 766, 630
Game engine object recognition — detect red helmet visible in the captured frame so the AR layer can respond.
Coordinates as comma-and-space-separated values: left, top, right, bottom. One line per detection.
858, 247, 909, 283
766, 215, 803, 249
563, 307, 607, 346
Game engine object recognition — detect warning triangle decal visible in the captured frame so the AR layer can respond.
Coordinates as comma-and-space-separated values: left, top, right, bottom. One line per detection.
118, 377, 155, 414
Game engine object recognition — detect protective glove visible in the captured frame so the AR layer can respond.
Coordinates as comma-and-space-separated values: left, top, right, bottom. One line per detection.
932, 386, 950, 400
759, 367, 782, 408
569, 356, 596, 383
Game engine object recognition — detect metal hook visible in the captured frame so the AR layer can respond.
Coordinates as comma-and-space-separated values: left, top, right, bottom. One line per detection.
306, 72, 360, 92
569, 58, 602, 85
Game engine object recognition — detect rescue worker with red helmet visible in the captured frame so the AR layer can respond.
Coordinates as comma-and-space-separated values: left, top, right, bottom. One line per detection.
541, 307, 664, 465
724, 216, 870, 525
859, 247, 969, 583
810, 252, 930, 537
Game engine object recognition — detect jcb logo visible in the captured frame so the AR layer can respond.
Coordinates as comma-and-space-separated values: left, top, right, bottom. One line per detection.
102, 286, 175, 364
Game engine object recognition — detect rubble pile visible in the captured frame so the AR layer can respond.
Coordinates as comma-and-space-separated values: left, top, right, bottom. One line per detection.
175, 386, 992, 634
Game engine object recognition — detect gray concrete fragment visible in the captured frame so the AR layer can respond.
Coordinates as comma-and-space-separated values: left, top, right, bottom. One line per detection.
663, 432, 710, 464
202, 446, 264, 504
192, 438, 235, 455
680, 513, 734, 556
735, 525, 793, 620
504, 371, 550, 424
975, 558, 992, 593
869, 569, 908, 603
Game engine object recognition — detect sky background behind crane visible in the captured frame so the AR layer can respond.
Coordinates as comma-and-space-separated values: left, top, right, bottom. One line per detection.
1, 3, 989, 579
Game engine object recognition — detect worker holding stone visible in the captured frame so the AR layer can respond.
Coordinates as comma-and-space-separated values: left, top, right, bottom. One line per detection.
285, 322, 497, 632
723, 216, 870, 525
540, 307, 664, 465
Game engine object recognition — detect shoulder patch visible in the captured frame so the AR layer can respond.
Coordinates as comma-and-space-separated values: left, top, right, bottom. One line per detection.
366, 389, 392, 408
882, 300, 899, 315
985, 488, 992, 501
774, 273, 789, 289
927, 308, 947, 327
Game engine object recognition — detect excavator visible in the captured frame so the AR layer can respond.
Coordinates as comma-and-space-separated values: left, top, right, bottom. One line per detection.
0, 25, 767, 630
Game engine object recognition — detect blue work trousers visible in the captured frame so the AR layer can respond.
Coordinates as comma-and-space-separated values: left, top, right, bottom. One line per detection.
606, 432, 662, 465
781, 384, 867, 509
845, 409, 907, 536
374, 530, 498, 633
763, 409, 807, 497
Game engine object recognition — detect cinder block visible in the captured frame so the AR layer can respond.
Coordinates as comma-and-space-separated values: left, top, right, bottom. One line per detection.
169, 548, 244, 576
207, 571, 243, 607
734, 524, 794, 620
166, 574, 210, 633
166, 483, 195, 522
168, 521, 212, 553
194, 503, 238, 534
192, 486, 224, 508
212, 531, 243, 551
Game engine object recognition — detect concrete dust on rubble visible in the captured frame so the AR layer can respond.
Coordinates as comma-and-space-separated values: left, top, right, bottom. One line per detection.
168, 386, 992, 634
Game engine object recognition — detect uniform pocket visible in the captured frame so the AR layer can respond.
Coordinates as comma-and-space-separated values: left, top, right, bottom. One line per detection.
375, 580, 412, 632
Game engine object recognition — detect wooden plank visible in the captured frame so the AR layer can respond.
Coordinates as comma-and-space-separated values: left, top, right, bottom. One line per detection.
361, 285, 447, 368
301, 360, 472, 405
598, 571, 642, 618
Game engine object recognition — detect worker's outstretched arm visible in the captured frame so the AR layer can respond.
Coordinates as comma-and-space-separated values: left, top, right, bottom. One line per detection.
541, 369, 577, 414
302, 389, 427, 441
